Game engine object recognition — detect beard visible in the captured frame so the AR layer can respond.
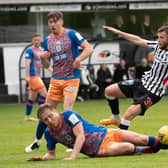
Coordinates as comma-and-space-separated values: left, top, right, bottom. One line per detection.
159, 43, 168, 49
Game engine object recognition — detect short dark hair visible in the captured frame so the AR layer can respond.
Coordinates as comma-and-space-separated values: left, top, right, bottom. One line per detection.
158, 25, 168, 35
32, 33, 41, 38
47, 11, 63, 21
37, 104, 55, 119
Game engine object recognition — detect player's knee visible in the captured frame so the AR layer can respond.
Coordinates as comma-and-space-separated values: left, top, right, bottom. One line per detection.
105, 86, 114, 97
123, 143, 135, 154
105, 92, 116, 100
127, 144, 135, 153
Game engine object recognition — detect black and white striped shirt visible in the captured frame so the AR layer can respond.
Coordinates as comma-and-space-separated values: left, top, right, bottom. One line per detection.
141, 41, 168, 97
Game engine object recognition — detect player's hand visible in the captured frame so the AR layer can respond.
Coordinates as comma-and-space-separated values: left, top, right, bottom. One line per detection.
63, 157, 76, 160
47, 67, 53, 73
27, 157, 44, 161
40, 51, 50, 59
73, 58, 82, 70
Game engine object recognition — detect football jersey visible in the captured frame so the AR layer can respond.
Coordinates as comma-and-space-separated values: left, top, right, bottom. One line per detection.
141, 41, 168, 97
25, 46, 43, 77
43, 29, 85, 80
45, 110, 107, 157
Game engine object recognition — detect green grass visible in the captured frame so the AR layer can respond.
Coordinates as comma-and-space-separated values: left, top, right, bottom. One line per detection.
0, 97, 168, 168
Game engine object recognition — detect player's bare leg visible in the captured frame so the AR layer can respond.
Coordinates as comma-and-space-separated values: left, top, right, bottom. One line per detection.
63, 96, 76, 110
119, 104, 141, 129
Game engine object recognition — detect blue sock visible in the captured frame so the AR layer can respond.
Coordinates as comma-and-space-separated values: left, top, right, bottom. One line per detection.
148, 136, 161, 148
38, 96, 46, 105
147, 136, 168, 149
36, 120, 47, 140
25, 99, 34, 116
133, 146, 160, 154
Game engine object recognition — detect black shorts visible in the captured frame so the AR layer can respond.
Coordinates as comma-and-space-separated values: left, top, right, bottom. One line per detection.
118, 80, 161, 115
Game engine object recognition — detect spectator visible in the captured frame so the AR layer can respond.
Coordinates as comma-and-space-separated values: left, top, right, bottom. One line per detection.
113, 15, 126, 38
78, 66, 98, 101
113, 59, 129, 83
162, 16, 168, 26
123, 14, 142, 67
141, 15, 154, 39
126, 14, 142, 36
87, 64, 96, 83
128, 66, 136, 80
135, 57, 151, 79
91, 12, 106, 40
96, 64, 112, 98
134, 15, 154, 65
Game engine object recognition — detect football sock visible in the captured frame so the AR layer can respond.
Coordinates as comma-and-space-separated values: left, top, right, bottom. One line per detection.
25, 99, 34, 116
107, 98, 120, 115
112, 114, 121, 121
119, 118, 130, 130
38, 96, 46, 105
147, 136, 160, 147
133, 146, 159, 154
36, 120, 47, 140
146, 136, 168, 150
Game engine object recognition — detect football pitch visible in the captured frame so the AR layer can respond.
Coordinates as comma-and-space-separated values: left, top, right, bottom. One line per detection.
0, 97, 168, 168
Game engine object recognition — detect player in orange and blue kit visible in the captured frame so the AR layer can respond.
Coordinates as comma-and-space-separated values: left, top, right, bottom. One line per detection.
24, 34, 49, 121
27, 104, 168, 161
25, 11, 93, 153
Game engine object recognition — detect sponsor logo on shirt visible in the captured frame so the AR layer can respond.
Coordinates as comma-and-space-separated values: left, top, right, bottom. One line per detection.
75, 32, 83, 41
68, 114, 79, 125
25, 53, 30, 58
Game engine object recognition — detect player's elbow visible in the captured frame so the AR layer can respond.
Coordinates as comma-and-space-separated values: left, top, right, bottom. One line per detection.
80, 133, 86, 143
89, 46, 94, 55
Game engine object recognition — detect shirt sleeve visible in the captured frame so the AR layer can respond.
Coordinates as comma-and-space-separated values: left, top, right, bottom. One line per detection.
146, 40, 158, 50
63, 110, 82, 128
25, 48, 33, 60
42, 37, 48, 51
69, 29, 85, 46
44, 128, 57, 151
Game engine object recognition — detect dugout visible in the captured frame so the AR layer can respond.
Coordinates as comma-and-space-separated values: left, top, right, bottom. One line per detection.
0, 0, 168, 102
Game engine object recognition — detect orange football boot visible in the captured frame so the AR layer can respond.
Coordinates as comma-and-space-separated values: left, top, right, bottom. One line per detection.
100, 116, 121, 126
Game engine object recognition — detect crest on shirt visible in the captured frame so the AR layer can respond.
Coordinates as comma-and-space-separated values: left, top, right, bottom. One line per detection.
65, 134, 73, 142
56, 41, 61, 52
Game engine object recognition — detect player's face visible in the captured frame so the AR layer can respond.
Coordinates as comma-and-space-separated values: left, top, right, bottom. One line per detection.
32, 36, 41, 48
40, 109, 60, 128
157, 31, 168, 49
48, 17, 63, 35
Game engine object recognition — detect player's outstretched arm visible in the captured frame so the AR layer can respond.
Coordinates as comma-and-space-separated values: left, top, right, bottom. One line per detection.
103, 26, 149, 48
27, 151, 55, 161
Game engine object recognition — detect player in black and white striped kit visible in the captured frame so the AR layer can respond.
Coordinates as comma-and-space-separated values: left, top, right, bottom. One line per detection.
100, 25, 168, 130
